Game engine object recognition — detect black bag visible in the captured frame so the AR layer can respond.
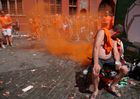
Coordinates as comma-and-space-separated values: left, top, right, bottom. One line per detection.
75, 64, 92, 93
129, 62, 140, 81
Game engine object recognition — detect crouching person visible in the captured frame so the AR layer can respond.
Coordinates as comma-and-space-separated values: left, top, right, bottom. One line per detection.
91, 23, 128, 99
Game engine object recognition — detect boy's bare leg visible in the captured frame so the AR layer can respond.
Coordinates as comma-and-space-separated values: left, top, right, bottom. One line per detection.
110, 66, 128, 97
8, 36, 13, 46
91, 75, 100, 99
5, 36, 9, 45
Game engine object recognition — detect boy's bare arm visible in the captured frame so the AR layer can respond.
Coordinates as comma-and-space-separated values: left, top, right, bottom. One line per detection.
94, 30, 104, 65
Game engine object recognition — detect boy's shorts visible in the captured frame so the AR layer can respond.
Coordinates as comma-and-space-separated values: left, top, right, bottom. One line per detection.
2, 29, 12, 36
92, 57, 115, 69
99, 57, 115, 67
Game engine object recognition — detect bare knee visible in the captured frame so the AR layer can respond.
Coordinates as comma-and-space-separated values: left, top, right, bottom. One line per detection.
92, 73, 98, 78
92, 69, 100, 78
120, 65, 129, 75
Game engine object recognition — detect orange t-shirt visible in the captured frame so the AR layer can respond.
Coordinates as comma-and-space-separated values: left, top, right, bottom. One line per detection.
0, 16, 12, 29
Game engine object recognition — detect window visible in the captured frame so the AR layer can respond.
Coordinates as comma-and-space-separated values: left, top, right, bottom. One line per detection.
69, 0, 77, 15
56, 0, 61, 4
9, 0, 16, 14
0, 0, 23, 15
1, 0, 8, 14
69, 7, 77, 15
44, 0, 62, 14
17, 0, 23, 15
69, 0, 77, 5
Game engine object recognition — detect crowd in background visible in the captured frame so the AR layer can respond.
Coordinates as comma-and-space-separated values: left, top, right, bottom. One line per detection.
0, 10, 114, 48
28, 13, 101, 42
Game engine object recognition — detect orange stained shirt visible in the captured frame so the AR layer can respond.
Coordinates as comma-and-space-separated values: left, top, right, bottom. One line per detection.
0, 16, 12, 29
102, 28, 113, 54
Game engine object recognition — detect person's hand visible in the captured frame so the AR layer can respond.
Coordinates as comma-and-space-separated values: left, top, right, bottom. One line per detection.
93, 63, 101, 76
115, 65, 121, 70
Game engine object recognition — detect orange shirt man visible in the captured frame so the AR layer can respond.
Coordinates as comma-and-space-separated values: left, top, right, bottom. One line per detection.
0, 14, 12, 29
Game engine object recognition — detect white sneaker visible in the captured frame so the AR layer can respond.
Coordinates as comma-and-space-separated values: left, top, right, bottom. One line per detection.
1, 45, 6, 48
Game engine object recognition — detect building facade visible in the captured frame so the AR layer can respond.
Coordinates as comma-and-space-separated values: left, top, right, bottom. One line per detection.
0, 0, 116, 32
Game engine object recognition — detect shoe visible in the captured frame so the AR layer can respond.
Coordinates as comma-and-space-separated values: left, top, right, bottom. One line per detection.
90, 94, 97, 99
90, 92, 98, 99
106, 86, 121, 97
1, 45, 6, 48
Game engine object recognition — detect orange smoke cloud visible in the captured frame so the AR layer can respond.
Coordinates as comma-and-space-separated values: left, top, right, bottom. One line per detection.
28, 3, 97, 66
45, 37, 93, 65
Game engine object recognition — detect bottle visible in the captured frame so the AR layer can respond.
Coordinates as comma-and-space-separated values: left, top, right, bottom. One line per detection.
83, 69, 88, 75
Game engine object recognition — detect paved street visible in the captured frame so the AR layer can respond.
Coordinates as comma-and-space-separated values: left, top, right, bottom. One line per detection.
0, 37, 140, 99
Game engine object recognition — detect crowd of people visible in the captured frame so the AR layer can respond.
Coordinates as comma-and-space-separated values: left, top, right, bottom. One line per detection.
28, 13, 98, 42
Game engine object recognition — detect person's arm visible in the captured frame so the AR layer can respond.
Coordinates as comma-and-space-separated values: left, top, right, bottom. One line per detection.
93, 30, 104, 75
94, 30, 104, 64
113, 40, 121, 69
